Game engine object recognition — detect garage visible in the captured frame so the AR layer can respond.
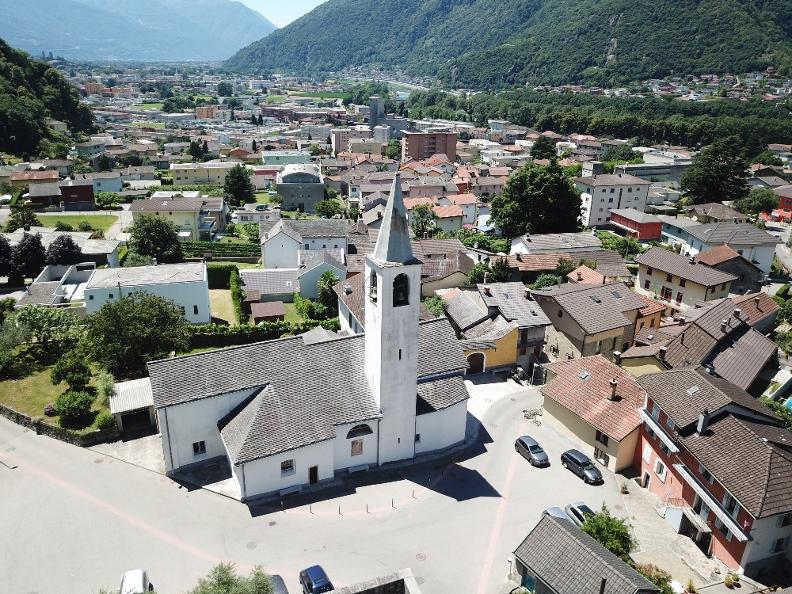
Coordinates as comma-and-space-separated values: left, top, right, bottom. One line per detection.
110, 378, 158, 439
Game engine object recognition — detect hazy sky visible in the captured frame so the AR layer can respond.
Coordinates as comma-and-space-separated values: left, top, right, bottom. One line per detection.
237, 0, 328, 27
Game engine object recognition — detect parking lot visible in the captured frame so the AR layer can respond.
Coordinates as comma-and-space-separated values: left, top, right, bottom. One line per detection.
0, 378, 627, 594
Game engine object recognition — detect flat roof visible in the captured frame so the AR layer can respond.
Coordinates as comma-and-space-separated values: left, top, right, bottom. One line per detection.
86, 263, 205, 289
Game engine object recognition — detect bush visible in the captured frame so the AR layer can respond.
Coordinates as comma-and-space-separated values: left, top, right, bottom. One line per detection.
187, 319, 341, 349
294, 293, 331, 320
229, 267, 249, 324
55, 390, 94, 423
95, 371, 115, 405
54, 221, 74, 232
95, 410, 115, 430
77, 221, 94, 232
123, 251, 154, 268
777, 284, 790, 299
50, 353, 91, 390
0, 349, 13, 379
181, 241, 261, 259
207, 262, 239, 290
634, 564, 674, 594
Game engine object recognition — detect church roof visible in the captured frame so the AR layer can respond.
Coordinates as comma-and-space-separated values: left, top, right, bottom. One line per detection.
371, 174, 422, 266
148, 318, 468, 464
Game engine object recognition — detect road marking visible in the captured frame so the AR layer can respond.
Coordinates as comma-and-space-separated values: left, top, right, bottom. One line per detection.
475, 422, 524, 594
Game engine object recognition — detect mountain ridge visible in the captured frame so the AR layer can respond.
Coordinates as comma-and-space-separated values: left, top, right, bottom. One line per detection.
225, 0, 792, 88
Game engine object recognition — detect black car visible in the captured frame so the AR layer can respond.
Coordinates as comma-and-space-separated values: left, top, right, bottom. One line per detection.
299, 566, 334, 594
560, 449, 603, 484
515, 435, 549, 467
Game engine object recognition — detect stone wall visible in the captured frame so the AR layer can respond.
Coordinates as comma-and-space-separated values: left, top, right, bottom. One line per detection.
0, 402, 120, 446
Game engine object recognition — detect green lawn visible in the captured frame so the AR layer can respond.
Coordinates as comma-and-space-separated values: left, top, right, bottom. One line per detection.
37, 214, 118, 232
132, 102, 164, 111
283, 303, 304, 323
209, 289, 237, 325
254, 192, 272, 204
0, 351, 109, 434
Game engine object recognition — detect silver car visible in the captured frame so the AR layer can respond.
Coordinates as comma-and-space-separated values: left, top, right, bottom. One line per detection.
564, 501, 596, 527
515, 435, 549, 467
543, 506, 572, 521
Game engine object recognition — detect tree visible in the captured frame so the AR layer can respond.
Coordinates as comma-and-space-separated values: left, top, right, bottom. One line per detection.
531, 136, 557, 160
123, 251, 154, 267
385, 139, 401, 160
5, 207, 40, 232
190, 563, 274, 594
348, 205, 360, 222
85, 292, 189, 379
250, 114, 258, 125
202, 140, 210, 155
490, 161, 581, 240
15, 306, 81, 356
51, 352, 91, 390
531, 274, 561, 289
94, 192, 119, 209
751, 150, 784, 167
490, 257, 512, 282
410, 203, 437, 238
760, 396, 792, 432
223, 164, 255, 207
681, 137, 750, 204
54, 390, 94, 426
128, 216, 183, 264
217, 82, 234, 97
252, 139, 258, 152
317, 270, 340, 314
315, 200, 342, 219
189, 140, 205, 160
555, 257, 575, 277
468, 262, 490, 284
733, 188, 779, 216
423, 296, 447, 317
309, 144, 322, 157
581, 505, 635, 561
0, 235, 12, 277
46, 235, 83, 265
257, 115, 263, 126
634, 564, 674, 594
11, 232, 46, 280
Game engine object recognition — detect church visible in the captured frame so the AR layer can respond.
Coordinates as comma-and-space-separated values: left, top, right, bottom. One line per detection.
147, 176, 471, 501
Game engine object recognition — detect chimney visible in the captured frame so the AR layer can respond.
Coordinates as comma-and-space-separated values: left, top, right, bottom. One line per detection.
516, 253, 522, 262
609, 378, 618, 400
577, 270, 583, 281
483, 272, 490, 285
754, 295, 761, 310
697, 409, 710, 435
659, 346, 667, 360
613, 351, 622, 366
734, 308, 741, 319
720, 318, 729, 332
688, 256, 695, 265
523, 288, 530, 300
678, 316, 686, 326
343, 284, 352, 295
483, 285, 491, 296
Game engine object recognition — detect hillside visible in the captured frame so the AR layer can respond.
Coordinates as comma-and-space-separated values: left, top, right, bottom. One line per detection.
0, 38, 92, 157
0, 0, 277, 62
225, 0, 792, 88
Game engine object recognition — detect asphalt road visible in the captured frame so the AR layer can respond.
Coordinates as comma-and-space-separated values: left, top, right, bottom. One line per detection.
0, 388, 625, 594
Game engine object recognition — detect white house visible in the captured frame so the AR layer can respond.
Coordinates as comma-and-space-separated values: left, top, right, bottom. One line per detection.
573, 173, 651, 227
84, 263, 211, 324
147, 176, 470, 501
260, 219, 349, 268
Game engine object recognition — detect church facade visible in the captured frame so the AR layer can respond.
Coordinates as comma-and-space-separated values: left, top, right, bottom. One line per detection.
147, 175, 470, 501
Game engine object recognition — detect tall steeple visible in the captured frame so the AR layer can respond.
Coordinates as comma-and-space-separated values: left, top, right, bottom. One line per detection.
372, 174, 417, 265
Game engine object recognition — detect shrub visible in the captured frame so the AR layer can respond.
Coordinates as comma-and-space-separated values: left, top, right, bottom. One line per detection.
0, 349, 12, 379
55, 390, 94, 423
207, 262, 239, 290
51, 353, 92, 390
95, 410, 115, 430
54, 221, 74, 232
187, 319, 341, 349
123, 251, 154, 268
95, 371, 115, 405
294, 293, 331, 320
634, 564, 674, 594
181, 241, 261, 259
77, 221, 94, 232
777, 284, 790, 299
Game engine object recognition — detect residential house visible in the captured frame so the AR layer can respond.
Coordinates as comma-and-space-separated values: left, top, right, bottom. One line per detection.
672, 222, 781, 275
686, 203, 749, 224
250, 301, 286, 324
276, 164, 325, 213
9, 170, 59, 188
532, 282, 646, 360
636, 369, 792, 577
130, 196, 227, 241
431, 204, 465, 233
240, 268, 300, 304
231, 203, 281, 225
694, 244, 764, 294
541, 355, 646, 472
507, 250, 631, 285
574, 173, 651, 227
25, 182, 62, 207
730, 292, 780, 335
147, 180, 470, 501
510, 232, 602, 255
401, 132, 457, 162
260, 219, 349, 269
58, 178, 95, 210
297, 250, 346, 300
73, 172, 123, 194
510, 515, 659, 594
608, 209, 663, 241
170, 161, 238, 185
635, 247, 736, 313
634, 293, 666, 335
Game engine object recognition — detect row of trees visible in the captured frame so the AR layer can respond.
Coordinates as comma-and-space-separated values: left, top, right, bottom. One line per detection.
0, 233, 83, 283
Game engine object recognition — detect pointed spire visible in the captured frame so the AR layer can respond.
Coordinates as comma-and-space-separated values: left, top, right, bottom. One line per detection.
372, 173, 416, 264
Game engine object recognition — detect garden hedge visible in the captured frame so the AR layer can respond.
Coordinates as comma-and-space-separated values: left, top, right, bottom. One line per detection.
207, 262, 239, 289
188, 319, 341, 349
181, 241, 261, 258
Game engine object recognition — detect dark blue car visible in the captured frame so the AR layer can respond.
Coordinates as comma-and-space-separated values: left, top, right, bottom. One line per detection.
299, 566, 334, 594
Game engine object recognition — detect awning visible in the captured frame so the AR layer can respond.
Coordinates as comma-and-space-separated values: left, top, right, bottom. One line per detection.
673, 464, 750, 542
682, 507, 712, 534
640, 409, 680, 453
110, 377, 153, 415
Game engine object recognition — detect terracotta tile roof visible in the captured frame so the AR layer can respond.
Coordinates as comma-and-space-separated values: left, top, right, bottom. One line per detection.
731, 292, 780, 327
432, 204, 464, 219
542, 355, 645, 441
508, 250, 630, 279
567, 265, 605, 285
403, 197, 436, 210
637, 247, 738, 287
694, 244, 741, 266
635, 293, 667, 317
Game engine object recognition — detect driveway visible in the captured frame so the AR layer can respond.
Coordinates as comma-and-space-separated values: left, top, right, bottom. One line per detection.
0, 378, 626, 594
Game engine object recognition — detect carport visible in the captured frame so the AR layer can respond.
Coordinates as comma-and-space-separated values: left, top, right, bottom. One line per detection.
110, 378, 158, 439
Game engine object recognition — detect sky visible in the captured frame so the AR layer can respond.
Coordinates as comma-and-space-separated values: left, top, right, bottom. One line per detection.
237, 0, 328, 28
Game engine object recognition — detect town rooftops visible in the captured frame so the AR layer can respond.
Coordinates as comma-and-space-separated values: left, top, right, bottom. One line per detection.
731, 292, 780, 327
573, 173, 651, 187
477, 282, 551, 329
693, 244, 745, 267
637, 247, 738, 287
514, 515, 659, 594
508, 250, 630, 279
129, 197, 218, 213
514, 232, 602, 253
9, 170, 59, 182
261, 219, 350, 243
542, 355, 646, 441
685, 222, 782, 246
687, 202, 745, 221
567, 264, 606, 285
86, 262, 206, 289
240, 268, 300, 296
149, 318, 468, 463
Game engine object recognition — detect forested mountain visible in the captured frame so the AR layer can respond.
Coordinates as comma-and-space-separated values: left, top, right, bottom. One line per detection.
225, 0, 792, 88
0, 38, 92, 157
0, 0, 277, 62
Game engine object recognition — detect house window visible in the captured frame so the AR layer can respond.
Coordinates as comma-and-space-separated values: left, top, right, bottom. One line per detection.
347, 424, 373, 438
666, 417, 675, 430
699, 463, 715, 484
415, 433, 421, 443
650, 401, 660, 420
393, 273, 409, 307
280, 459, 295, 476
676, 292, 683, 304
666, 273, 673, 282
780, 513, 792, 527
679, 278, 686, 287
88, 295, 94, 300
714, 518, 733, 541
721, 283, 727, 290
595, 430, 609, 446
108, 293, 114, 299
655, 459, 667, 481
192, 441, 206, 456
771, 537, 789, 554
660, 286, 672, 301
350, 439, 363, 456
722, 492, 739, 518
644, 280, 650, 290
646, 267, 653, 276
193, 305, 198, 315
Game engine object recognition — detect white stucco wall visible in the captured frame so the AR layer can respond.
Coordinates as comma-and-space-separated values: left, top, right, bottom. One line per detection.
238, 439, 335, 499
333, 420, 379, 471
299, 262, 345, 300
742, 514, 792, 568
262, 232, 300, 269
85, 279, 211, 323
302, 236, 347, 251
158, 388, 257, 473
414, 400, 468, 455
338, 300, 364, 335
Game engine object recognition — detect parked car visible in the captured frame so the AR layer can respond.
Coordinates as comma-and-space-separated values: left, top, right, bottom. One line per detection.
299, 566, 334, 594
271, 574, 290, 594
514, 435, 549, 467
564, 501, 596, 527
560, 449, 603, 484
118, 569, 154, 594
543, 506, 572, 521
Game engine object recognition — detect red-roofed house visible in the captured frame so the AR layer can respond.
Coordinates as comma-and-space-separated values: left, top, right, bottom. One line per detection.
634, 293, 666, 335
438, 193, 479, 224
541, 355, 646, 471
432, 204, 465, 232
567, 265, 606, 285
694, 244, 764, 294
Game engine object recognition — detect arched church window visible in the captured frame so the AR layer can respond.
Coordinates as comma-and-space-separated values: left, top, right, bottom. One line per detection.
347, 424, 373, 439
369, 270, 378, 303
393, 273, 410, 307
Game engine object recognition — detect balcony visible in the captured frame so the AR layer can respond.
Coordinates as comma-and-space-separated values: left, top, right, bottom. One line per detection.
640, 408, 680, 453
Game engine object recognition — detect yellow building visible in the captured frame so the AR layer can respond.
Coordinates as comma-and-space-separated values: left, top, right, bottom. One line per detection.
461, 318, 519, 374
170, 161, 238, 185
129, 196, 226, 241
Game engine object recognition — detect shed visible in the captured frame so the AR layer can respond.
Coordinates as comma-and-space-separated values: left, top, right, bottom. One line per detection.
110, 378, 157, 437
250, 300, 286, 324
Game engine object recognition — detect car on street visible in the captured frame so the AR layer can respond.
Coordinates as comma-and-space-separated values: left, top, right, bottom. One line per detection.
299, 565, 334, 594
271, 574, 290, 594
560, 449, 603, 484
118, 569, 154, 593
514, 435, 549, 466
543, 506, 572, 521
564, 501, 596, 526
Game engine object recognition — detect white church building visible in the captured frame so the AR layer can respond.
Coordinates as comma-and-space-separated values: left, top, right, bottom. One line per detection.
147, 175, 470, 501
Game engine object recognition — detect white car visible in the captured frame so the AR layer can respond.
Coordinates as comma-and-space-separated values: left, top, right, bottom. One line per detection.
119, 569, 154, 594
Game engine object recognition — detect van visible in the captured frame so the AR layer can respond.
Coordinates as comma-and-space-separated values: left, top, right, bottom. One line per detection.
118, 569, 154, 594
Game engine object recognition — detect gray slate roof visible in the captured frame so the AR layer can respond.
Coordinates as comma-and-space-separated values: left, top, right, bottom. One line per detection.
240, 269, 300, 295
477, 282, 551, 329
150, 319, 467, 463
446, 292, 489, 332
685, 222, 782, 246
637, 247, 737, 287
86, 263, 205, 289
516, 232, 602, 253
514, 516, 659, 594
